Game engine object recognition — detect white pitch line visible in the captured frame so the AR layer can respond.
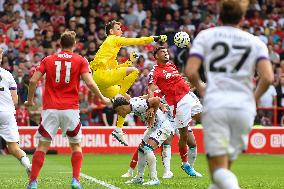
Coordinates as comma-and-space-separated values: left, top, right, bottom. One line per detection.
80, 173, 120, 189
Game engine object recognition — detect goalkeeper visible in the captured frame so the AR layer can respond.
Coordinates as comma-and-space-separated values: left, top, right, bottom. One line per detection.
90, 20, 167, 146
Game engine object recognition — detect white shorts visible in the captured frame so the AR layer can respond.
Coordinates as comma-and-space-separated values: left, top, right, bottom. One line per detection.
143, 119, 174, 147
170, 92, 202, 129
36, 109, 82, 143
0, 112, 19, 142
202, 109, 254, 160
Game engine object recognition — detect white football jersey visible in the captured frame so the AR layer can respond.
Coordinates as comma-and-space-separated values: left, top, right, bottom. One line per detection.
0, 68, 17, 112
130, 97, 169, 128
190, 26, 269, 114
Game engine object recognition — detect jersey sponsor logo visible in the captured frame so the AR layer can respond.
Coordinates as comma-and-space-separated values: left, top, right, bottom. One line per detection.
250, 132, 266, 149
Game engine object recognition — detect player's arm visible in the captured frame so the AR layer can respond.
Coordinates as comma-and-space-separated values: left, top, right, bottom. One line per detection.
25, 71, 43, 106
10, 90, 18, 106
185, 56, 206, 97
146, 97, 160, 127
81, 73, 110, 104
148, 83, 158, 98
116, 35, 167, 46
254, 59, 274, 101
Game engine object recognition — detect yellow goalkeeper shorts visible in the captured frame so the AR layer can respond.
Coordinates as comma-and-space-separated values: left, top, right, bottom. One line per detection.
92, 68, 127, 98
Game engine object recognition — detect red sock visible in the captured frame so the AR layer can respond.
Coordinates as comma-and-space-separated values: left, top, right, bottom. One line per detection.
179, 146, 188, 163
130, 148, 139, 169
30, 151, 45, 182
71, 151, 83, 181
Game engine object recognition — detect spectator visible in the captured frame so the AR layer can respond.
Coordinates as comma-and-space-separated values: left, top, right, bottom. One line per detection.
102, 104, 117, 126
79, 92, 89, 126
258, 85, 277, 126
15, 104, 30, 126
276, 76, 284, 125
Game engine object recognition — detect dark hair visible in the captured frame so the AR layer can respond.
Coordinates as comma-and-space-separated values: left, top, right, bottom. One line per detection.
105, 20, 121, 35
60, 31, 76, 49
153, 46, 166, 58
112, 97, 130, 110
220, 0, 246, 25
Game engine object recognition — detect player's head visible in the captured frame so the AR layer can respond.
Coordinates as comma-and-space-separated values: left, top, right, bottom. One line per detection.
112, 97, 131, 117
153, 46, 169, 63
105, 20, 123, 36
60, 31, 76, 50
220, 0, 249, 26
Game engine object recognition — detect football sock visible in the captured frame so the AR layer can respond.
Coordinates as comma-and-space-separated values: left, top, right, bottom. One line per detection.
188, 146, 197, 166
130, 147, 139, 169
116, 115, 125, 129
30, 151, 45, 182
19, 150, 31, 169
137, 150, 146, 178
162, 144, 171, 172
179, 146, 188, 164
144, 150, 158, 180
213, 168, 240, 189
71, 151, 83, 181
119, 69, 139, 95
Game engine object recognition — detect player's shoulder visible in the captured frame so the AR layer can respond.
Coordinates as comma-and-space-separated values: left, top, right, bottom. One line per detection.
0, 67, 13, 77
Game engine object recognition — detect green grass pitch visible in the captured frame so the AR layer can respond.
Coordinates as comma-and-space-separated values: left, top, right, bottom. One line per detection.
0, 154, 283, 189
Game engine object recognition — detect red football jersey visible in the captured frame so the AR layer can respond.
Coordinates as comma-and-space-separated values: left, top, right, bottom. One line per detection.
36, 50, 90, 110
148, 62, 190, 106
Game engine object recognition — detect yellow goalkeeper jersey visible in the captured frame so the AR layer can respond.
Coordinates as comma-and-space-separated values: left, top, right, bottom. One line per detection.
90, 35, 154, 70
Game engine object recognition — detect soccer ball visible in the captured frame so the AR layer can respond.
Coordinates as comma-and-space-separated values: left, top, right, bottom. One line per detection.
174, 32, 190, 48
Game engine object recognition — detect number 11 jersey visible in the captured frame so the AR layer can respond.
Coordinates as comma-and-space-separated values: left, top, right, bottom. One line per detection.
36, 50, 90, 110
189, 26, 269, 114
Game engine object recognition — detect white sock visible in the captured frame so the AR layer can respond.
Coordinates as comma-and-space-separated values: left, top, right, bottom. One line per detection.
208, 183, 220, 189
188, 146, 197, 166
213, 168, 240, 189
162, 144, 171, 173
137, 150, 146, 178
145, 150, 157, 180
19, 151, 31, 169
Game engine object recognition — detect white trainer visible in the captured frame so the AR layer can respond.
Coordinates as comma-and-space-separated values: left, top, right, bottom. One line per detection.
125, 176, 144, 184
111, 130, 128, 146
162, 171, 174, 179
142, 179, 161, 185
121, 168, 134, 178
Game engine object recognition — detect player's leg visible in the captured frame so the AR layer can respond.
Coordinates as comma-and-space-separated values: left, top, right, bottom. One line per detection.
27, 140, 51, 189
27, 110, 59, 189
69, 142, 83, 189
125, 143, 145, 184
161, 135, 173, 179
141, 139, 160, 186
121, 147, 138, 178
0, 112, 32, 176
6, 142, 31, 174
62, 110, 83, 189
176, 92, 202, 177
203, 110, 243, 189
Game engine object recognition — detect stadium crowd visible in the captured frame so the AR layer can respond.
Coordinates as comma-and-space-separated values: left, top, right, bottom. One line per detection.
0, 0, 284, 126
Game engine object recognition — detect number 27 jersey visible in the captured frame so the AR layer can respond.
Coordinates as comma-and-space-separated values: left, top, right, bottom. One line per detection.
36, 50, 90, 110
190, 26, 269, 114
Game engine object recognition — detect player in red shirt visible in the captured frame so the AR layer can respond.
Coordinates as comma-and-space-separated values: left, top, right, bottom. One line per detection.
25, 31, 110, 189
148, 46, 202, 177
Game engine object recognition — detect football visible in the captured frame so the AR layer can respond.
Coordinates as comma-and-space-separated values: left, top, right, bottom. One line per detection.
174, 31, 190, 48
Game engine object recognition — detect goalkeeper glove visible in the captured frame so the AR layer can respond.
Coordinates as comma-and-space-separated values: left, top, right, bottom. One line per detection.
153, 35, 167, 42
129, 51, 138, 62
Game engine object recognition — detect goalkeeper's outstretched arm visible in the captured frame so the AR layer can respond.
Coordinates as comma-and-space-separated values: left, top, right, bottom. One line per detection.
116, 35, 167, 46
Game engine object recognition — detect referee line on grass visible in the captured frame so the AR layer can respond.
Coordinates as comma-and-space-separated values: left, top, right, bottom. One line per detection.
80, 173, 120, 189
